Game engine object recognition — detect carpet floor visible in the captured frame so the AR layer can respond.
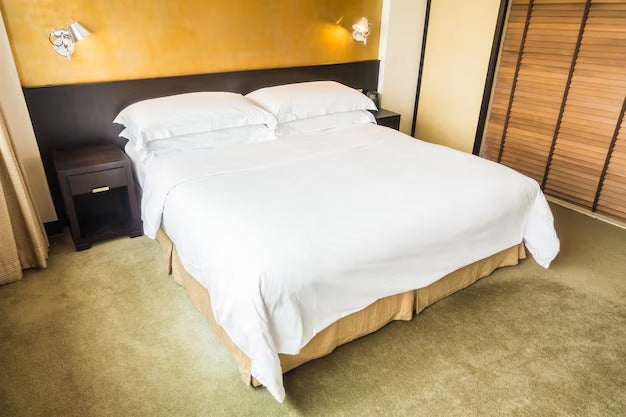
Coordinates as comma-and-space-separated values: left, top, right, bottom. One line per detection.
0, 205, 624, 417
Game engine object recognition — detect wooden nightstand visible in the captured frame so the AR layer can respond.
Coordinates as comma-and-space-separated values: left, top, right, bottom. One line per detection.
53, 144, 142, 251
370, 109, 401, 131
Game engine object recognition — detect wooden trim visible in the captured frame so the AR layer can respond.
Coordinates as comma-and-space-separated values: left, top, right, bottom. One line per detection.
592, 97, 626, 212
547, 195, 626, 231
411, 0, 431, 137
497, 0, 534, 163
473, 0, 510, 156
541, 0, 591, 190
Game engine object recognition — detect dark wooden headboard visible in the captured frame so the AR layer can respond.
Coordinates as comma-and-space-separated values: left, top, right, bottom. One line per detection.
23, 60, 379, 225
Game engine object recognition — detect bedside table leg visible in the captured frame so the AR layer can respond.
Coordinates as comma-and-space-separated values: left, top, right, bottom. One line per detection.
75, 241, 92, 251
129, 219, 143, 238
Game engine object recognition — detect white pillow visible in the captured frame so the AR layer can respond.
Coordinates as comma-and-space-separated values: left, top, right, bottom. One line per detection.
275, 110, 376, 137
246, 81, 377, 124
120, 125, 276, 155
113, 92, 277, 148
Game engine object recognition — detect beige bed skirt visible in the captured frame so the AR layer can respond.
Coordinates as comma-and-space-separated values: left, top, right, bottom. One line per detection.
155, 228, 526, 387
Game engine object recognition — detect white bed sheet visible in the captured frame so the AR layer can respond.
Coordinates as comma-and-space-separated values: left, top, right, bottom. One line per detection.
124, 142, 150, 188
139, 124, 560, 402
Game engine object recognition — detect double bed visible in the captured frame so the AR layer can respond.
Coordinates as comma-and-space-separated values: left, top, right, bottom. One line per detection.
120, 89, 559, 402
20, 60, 559, 402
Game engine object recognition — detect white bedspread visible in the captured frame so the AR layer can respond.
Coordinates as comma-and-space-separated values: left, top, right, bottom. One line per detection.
140, 124, 559, 402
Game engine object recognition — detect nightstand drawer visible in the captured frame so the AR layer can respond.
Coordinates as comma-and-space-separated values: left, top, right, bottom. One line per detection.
68, 168, 127, 196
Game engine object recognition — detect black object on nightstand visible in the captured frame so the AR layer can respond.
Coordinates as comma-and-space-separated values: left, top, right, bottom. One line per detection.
370, 109, 401, 131
53, 144, 142, 251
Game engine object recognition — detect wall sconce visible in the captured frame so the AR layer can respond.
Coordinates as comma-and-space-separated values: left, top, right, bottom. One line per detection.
352, 17, 371, 44
49, 22, 90, 60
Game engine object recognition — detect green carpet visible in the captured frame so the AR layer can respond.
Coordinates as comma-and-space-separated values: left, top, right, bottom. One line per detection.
0, 205, 624, 416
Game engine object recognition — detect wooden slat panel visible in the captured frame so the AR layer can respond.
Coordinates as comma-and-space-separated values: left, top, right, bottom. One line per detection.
546, 2, 626, 210
482, 0, 626, 223
500, 2, 585, 181
503, 4, 531, 52
596, 111, 626, 219
481, 2, 531, 161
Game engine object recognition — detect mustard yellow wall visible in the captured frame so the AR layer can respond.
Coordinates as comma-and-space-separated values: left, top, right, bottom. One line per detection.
0, 0, 382, 87
414, 0, 501, 152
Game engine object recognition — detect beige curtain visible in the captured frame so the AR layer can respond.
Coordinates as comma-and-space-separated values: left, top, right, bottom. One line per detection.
0, 110, 48, 284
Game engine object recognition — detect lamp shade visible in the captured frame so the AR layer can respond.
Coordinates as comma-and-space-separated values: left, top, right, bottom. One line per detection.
68, 22, 90, 42
352, 17, 369, 33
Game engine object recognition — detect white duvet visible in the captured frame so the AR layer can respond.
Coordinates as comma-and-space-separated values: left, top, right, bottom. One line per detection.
140, 124, 559, 402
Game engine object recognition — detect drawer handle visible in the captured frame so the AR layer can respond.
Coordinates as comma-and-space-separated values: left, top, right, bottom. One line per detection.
91, 186, 110, 193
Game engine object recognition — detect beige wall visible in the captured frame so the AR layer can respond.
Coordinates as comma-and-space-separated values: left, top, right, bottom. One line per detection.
378, 0, 427, 134
414, 0, 501, 152
0, 12, 56, 222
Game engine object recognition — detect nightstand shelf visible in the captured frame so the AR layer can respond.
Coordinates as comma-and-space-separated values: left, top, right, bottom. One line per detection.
370, 109, 401, 131
53, 144, 142, 251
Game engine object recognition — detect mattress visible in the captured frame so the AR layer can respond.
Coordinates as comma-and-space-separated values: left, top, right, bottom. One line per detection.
138, 123, 560, 401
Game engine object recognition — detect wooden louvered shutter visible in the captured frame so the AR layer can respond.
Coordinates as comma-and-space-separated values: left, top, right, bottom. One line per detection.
482, 0, 626, 223
596, 106, 626, 219
482, 1, 530, 162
